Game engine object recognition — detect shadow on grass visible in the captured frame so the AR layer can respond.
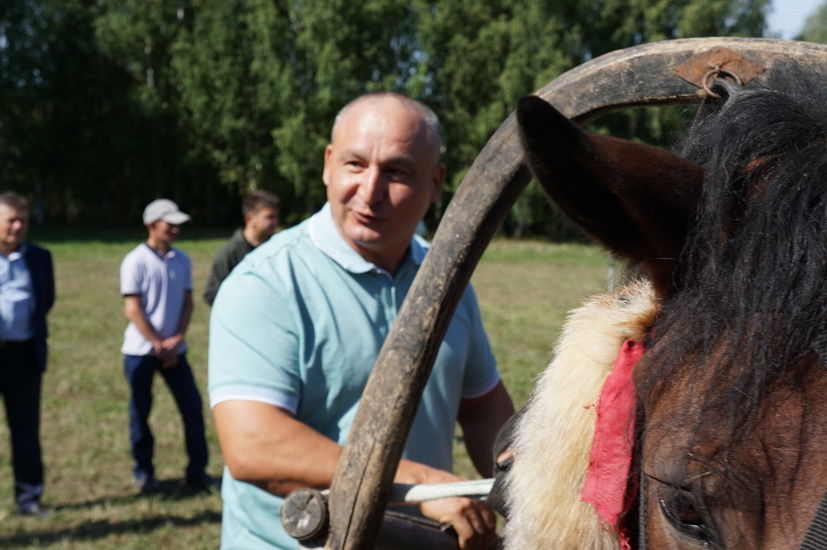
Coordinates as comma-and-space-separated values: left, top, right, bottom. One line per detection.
0, 509, 221, 547
54, 477, 221, 511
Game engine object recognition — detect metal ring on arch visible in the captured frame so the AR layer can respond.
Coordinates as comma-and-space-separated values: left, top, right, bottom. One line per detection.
702, 67, 743, 98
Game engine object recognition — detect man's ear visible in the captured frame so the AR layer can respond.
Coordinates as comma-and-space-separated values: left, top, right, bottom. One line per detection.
430, 163, 446, 203
517, 96, 704, 296
322, 144, 334, 187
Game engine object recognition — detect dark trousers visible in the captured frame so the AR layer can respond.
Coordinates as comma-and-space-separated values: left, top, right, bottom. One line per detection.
123, 353, 208, 481
0, 340, 44, 507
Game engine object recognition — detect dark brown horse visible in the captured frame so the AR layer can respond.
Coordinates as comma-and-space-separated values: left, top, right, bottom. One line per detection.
505, 70, 827, 549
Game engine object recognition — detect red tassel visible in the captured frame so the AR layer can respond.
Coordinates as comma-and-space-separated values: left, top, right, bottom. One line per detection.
580, 339, 644, 547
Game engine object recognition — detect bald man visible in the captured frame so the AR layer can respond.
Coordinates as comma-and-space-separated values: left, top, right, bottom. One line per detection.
209, 93, 514, 549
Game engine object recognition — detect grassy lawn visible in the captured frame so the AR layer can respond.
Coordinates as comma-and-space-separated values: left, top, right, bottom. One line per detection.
0, 230, 610, 548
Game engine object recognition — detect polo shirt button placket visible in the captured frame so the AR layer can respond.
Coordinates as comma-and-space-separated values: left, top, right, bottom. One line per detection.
379, 278, 394, 322
390, 285, 398, 316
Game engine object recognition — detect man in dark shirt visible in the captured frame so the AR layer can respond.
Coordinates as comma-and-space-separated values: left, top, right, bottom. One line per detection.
203, 191, 280, 305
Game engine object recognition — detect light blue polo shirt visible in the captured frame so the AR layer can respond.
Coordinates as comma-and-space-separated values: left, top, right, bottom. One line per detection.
208, 203, 499, 550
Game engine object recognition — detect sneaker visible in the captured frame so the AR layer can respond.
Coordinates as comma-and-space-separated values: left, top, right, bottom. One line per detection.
185, 473, 219, 493
16, 501, 50, 519
134, 474, 160, 494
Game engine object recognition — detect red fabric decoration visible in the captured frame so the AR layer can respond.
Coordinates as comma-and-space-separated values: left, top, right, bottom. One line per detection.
580, 339, 644, 550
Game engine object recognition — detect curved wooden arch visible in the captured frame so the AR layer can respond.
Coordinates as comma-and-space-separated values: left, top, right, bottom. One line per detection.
321, 38, 827, 549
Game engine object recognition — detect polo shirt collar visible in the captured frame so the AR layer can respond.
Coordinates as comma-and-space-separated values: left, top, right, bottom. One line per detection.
308, 202, 427, 274
143, 242, 177, 260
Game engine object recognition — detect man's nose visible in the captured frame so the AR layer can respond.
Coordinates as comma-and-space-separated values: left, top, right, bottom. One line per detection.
357, 167, 386, 204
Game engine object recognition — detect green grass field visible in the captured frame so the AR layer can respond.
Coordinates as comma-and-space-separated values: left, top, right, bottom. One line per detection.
0, 232, 609, 548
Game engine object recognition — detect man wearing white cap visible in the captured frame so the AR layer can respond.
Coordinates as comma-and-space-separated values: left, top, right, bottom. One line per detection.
119, 198, 212, 493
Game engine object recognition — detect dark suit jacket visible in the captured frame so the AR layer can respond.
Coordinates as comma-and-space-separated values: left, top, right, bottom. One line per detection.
22, 243, 55, 371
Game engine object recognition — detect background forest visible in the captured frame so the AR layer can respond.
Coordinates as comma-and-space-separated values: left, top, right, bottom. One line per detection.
1, 0, 776, 237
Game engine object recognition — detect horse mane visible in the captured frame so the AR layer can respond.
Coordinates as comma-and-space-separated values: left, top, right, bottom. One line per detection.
638, 69, 827, 478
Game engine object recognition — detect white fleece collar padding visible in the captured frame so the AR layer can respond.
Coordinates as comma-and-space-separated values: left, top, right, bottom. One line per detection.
504, 280, 658, 549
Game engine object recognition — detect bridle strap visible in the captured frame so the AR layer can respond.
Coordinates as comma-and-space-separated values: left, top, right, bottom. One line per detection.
799, 490, 827, 550
638, 469, 648, 550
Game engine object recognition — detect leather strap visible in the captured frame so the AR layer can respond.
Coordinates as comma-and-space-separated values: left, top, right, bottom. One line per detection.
799, 490, 827, 550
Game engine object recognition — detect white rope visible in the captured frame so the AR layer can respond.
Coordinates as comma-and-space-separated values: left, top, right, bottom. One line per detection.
388, 478, 494, 504
318, 478, 494, 504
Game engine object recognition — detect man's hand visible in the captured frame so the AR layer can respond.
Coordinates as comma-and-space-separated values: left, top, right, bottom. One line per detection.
149, 339, 173, 366
420, 496, 497, 550
396, 460, 498, 549
159, 335, 183, 367
161, 334, 183, 351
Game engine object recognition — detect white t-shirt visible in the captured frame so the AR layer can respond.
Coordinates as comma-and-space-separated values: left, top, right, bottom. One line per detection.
120, 243, 192, 356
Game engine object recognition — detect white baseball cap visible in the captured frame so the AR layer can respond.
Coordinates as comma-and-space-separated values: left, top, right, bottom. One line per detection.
142, 199, 191, 225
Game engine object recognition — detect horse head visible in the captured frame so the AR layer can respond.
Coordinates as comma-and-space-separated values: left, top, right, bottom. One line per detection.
509, 76, 827, 549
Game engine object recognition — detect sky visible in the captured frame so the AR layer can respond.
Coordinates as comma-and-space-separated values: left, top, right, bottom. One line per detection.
767, 0, 824, 38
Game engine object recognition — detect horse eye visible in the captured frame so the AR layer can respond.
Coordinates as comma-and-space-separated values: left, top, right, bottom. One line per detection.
658, 491, 713, 545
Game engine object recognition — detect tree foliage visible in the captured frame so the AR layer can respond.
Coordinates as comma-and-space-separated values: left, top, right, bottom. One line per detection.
0, 0, 768, 234
801, 1, 827, 43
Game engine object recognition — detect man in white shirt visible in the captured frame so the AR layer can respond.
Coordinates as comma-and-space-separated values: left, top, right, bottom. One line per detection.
120, 199, 212, 493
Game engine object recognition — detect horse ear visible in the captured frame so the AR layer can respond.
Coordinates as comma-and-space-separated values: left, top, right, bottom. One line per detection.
517, 96, 704, 296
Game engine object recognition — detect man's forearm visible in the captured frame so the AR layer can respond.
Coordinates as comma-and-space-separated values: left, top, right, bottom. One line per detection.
124, 298, 162, 349
214, 400, 342, 496
217, 400, 469, 493
458, 381, 515, 478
